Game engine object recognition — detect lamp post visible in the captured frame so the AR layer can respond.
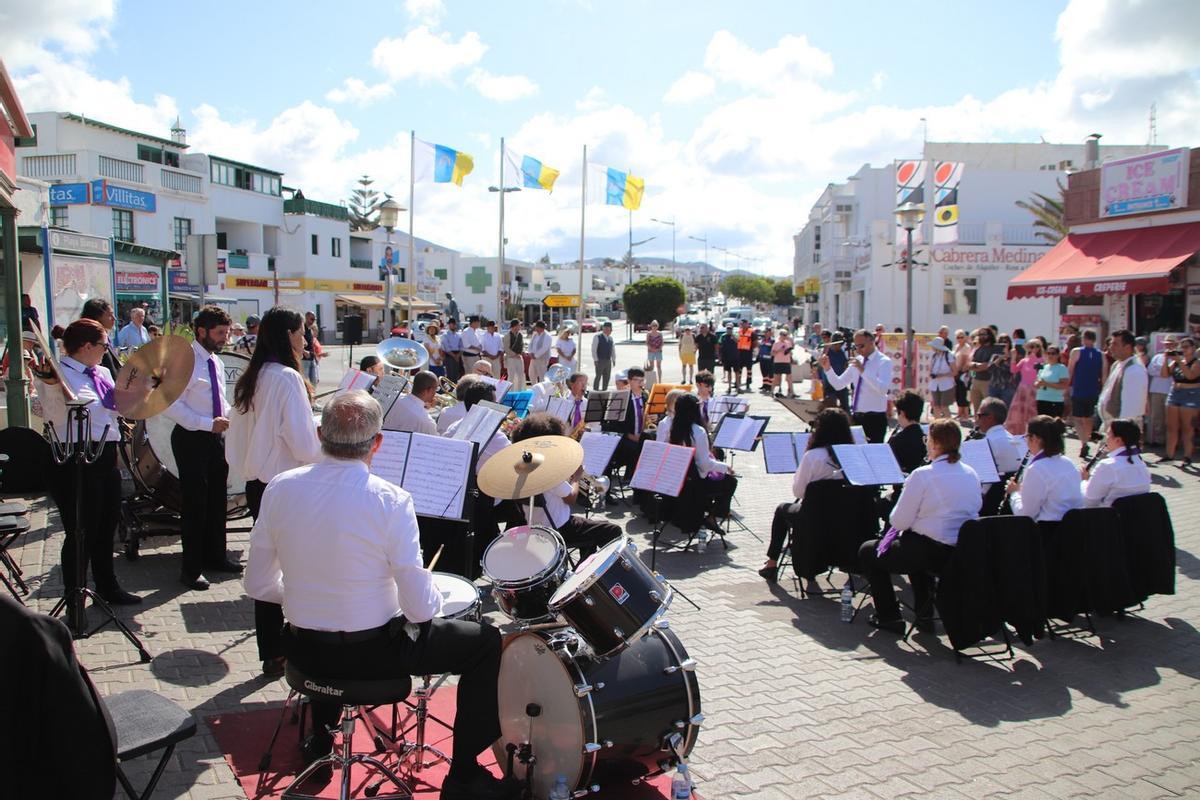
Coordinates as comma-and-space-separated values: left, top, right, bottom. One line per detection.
688, 234, 708, 294
378, 198, 403, 336
489, 185, 521, 322
894, 201, 925, 390
650, 216, 676, 284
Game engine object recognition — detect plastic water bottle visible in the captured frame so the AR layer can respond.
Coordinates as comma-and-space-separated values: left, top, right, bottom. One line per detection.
840, 584, 854, 622
549, 774, 571, 800
672, 763, 693, 799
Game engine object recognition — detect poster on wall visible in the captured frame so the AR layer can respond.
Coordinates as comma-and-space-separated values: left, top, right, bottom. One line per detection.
879, 332, 937, 399
50, 255, 113, 331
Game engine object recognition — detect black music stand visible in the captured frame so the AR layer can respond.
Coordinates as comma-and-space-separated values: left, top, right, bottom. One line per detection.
47, 401, 151, 663
710, 414, 769, 542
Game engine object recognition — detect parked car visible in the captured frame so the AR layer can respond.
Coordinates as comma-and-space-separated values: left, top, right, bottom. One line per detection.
580, 317, 599, 332
594, 315, 612, 328
751, 316, 774, 333
560, 319, 579, 333
674, 315, 700, 336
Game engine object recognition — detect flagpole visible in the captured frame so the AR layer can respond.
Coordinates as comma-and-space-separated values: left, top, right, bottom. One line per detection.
407, 129, 416, 326
579, 144, 586, 336
498, 136, 505, 324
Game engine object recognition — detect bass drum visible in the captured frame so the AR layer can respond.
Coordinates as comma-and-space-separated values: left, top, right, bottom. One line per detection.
493, 627, 701, 799
128, 351, 250, 518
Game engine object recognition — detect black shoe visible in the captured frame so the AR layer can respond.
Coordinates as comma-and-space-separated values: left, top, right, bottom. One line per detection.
1080, 444, 1091, 459
205, 558, 243, 574
262, 657, 286, 678
915, 616, 937, 634
98, 587, 142, 605
180, 574, 210, 591
758, 565, 779, 583
868, 614, 906, 635
440, 767, 518, 800
299, 733, 334, 786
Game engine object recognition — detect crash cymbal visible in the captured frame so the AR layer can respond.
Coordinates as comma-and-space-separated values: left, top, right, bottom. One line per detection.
477, 435, 583, 500
114, 335, 195, 419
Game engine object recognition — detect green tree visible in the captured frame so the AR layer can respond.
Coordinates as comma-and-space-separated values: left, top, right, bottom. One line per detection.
720, 274, 775, 304
623, 276, 685, 327
348, 175, 382, 231
1015, 180, 1067, 243
772, 278, 796, 306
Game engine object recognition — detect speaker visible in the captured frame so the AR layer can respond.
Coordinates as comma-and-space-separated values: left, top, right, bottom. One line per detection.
342, 314, 363, 346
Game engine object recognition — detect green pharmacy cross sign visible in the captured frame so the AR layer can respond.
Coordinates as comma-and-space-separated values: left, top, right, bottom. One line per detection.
466, 265, 493, 294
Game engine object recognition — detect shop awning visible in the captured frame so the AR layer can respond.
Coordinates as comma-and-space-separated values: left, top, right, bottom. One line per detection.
391, 296, 440, 312
335, 293, 386, 308
1007, 221, 1200, 299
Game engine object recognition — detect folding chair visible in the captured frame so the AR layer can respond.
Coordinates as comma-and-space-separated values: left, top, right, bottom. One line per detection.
107, 690, 198, 800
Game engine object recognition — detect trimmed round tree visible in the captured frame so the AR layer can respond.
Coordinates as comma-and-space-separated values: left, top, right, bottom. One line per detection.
623, 276, 686, 328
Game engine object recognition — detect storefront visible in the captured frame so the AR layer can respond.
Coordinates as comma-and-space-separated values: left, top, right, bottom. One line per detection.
113, 241, 174, 328
1, 58, 34, 426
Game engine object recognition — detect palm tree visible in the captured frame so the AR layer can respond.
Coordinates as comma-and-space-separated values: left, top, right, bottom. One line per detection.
1015, 180, 1067, 243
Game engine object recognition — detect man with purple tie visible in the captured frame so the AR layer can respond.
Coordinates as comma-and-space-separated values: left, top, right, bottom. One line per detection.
821, 329, 893, 444
603, 366, 649, 481
566, 372, 589, 429
164, 305, 239, 591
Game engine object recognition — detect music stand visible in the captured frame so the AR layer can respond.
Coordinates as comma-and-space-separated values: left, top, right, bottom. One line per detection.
47, 402, 151, 663
710, 414, 769, 542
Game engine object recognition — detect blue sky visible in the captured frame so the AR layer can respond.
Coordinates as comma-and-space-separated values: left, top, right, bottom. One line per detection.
5, 0, 1199, 274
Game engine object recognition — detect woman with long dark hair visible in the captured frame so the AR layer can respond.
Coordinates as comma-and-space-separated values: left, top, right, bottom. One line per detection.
1005, 415, 1082, 521
227, 307, 322, 676
669, 393, 738, 551
759, 407, 852, 584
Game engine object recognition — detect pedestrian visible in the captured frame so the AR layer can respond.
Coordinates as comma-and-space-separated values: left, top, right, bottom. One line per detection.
987, 334, 1017, 407
1006, 337, 1044, 436
757, 328, 775, 393
952, 329, 972, 420
821, 333, 850, 409
772, 327, 795, 398
1146, 336, 1177, 446
694, 323, 718, 376
554, 326, 577, 373
968, 328, 1002, 415
927, 338, 956, 419
719, 323, 738, 391
1035, 345, 1069, 417
302, 311, 322, 386
441, 317, 463, 381
1068, 329, 1105, 458
426, 324, 444, 378
503, 319, 525, 390
528, 320, 552, 384
678, 325, 697, 384
591, 321, 615, 390
1162, 337, 1200, 464
645, 321, 664, 375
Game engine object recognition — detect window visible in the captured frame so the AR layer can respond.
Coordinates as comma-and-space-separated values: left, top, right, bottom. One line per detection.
112, 209, 134, 242
49, 206, 69, 228
209, 159, 281, 195
137, 144, 163, 164
331, 237, 341, 257
173, 217, 192, 251
943, 276, 978, 316
311, 234, 319, 255
216, 231, 228, 250
164, 150, 180, 168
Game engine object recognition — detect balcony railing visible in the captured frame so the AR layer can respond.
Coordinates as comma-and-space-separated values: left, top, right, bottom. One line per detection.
98, 155, 144, 183
161, 168, 203, 194
21, 153, 77, 178
350, 258, 373, 270
283, 197, 350, 221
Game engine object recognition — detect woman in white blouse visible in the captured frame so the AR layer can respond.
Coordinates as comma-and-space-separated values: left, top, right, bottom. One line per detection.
554, 327, 577, 373
1081, 418, 1151, 507
654, 388, 687, 442
227, 307, 323, 676
668, 394, 737, 551
1006, 415, 1083, 521
760, 408, 852, 583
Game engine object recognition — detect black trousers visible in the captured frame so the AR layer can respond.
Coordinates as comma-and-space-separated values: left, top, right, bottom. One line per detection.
857, 531, 954, 621
558, 514, 620, 560
48, 441, 120, 594
698, 473, 738, 518
612, 434, 644, 478
246, 479, 286, 662
769, 501, 803, 561
171, 426, 228, 579
853, 411, 888, 444
698, 357, 716, 374
283, 618, 501, 771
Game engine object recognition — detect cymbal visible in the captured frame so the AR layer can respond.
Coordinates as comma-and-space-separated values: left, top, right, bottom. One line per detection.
477, 435, 584, 500
114, 336, 195, 419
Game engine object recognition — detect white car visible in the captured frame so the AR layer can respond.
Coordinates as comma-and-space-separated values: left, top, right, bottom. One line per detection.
674, 315, 700, 336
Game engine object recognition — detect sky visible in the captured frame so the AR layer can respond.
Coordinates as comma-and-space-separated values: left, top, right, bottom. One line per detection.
3, 0, 1199, 276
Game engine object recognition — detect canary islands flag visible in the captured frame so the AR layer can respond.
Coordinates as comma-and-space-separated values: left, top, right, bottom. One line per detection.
586, 163, 644, 211
504, 149, 560, 191
413, 138, 474, 186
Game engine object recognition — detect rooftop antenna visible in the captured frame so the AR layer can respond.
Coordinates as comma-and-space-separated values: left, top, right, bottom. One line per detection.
1148, 103, 1157, 147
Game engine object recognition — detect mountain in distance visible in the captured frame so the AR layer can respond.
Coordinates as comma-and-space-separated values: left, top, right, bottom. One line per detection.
579, 256, 723, 274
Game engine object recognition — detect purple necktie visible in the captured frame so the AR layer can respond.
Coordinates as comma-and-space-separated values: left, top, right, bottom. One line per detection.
207, 358, 223, 419
701, 402, 709, 425
573, 399, 582, 427
83, 366, 117, 410
877, 526, 902, 556
852, 354, 866, 413
634, 396, 642, 435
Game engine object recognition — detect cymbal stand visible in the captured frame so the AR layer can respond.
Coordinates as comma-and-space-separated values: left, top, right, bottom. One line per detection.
47, 401, 152, 662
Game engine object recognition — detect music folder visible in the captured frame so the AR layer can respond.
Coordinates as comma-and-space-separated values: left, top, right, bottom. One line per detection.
761, 431, 812, 474
337, 368, 376, 394
959, 439, 1000, 484
544, 396, 575, 424
710, 395, 748, 425
850, 425, 868, 445
371, 431, 477, 520
580, 431, 622, 476
369, 374, 408, 418
450, 402, 507, 449
831, 444, 906, 486
477, 374, 513, 402
585, 389, 629, 423
712, 413, 769, 452
630, 440, 693, 498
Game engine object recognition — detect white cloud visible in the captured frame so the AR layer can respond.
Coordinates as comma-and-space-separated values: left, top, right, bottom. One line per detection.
0, 0, 115, 68
575, 87, 607, 111
371, 26, 486, 83
325, 77, 394, 106
663, 71, 715, 105
870, 70, 887, 91
404, 0, 444, 26
704, 30, 834, 89
467, 69, 538, 102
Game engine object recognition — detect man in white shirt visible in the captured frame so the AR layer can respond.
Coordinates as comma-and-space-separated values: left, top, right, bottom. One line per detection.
116, 307, 150, 351
977, 397, 1025, 474
1146, 336, 1177, 445
821, 329, 893, 443
480, 320, 503, 378
460, 316, 482, 373
502, 319, 526, 391
163, 305, 238, 590
383, 370, 438, 435
1099, 329, 1149, 427
564, 372, 589, 430
244, 392, 510, 800
435, 375, 481, 434
527, 320, 552, 384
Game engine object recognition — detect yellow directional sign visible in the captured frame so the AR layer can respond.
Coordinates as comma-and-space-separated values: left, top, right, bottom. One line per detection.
543, 294, 582, 308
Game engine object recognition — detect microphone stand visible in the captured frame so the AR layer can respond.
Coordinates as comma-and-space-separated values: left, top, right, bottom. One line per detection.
47, 400, 152, 663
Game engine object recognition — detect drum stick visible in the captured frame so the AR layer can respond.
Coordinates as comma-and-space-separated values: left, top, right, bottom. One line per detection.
427, 544, 445, 572
519, 621, 569, 631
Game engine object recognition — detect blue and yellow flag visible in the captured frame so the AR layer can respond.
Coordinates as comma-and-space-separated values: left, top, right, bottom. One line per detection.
414, 138, 474, 186
587, 163, 644, 210
504, 149, 560, 191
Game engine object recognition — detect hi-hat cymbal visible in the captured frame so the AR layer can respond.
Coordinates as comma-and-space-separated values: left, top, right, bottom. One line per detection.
477, 435, 583, 500
114, 336, 195, 419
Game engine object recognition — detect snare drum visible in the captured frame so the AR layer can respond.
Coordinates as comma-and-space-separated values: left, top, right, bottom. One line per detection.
432, 572, 481, 622
547, 536, 672, 658
481, 525, 567, 624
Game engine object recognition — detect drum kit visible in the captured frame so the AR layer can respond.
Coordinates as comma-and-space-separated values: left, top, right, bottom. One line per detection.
473, 436, 703, 799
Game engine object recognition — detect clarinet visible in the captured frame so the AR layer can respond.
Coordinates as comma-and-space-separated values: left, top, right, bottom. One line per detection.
996, 451, 1033, 515
1084, 444, 1110, 472
1010, 451, 1032, 485
965, 426, 985, 441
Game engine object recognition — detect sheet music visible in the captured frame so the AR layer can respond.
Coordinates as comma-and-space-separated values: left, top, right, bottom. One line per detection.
370, 375, 408, 418
832, 443, 906, 485
920, 423, 931, 438
402, 433, 474, 518
959, 439, 1000, 484
338, 368, 376, 393
450, 403, 506, 449
544, 396, 574, 423
851, 425, 868, 445
580, 431, 622, 476
630, 440, 694, 497
761, 433, 799, 474
477, 374, 512, 402
371, 430, 412, 487
710, 395, 748, 425
986, 433, 1026, 474
713, 414, 768, 451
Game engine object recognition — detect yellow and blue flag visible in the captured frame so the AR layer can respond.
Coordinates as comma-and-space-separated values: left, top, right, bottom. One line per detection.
587, 163, 644, 210
504, 149, 560, 191
413, 138, 474, 186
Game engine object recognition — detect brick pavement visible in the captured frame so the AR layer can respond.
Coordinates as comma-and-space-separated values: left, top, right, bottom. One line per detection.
7, 332, 1200, 799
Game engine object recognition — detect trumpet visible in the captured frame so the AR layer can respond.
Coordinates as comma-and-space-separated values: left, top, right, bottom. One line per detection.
438, 375, 457, 395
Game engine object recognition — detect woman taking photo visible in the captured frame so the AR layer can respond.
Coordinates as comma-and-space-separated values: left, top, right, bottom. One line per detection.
927, 338, 956, 419
227, 307, 323, 676
1006, 337, 1045, 435
669, 393, 737, 552
1162, 337, 1200, 464
1081, 418, 1150, 506
554, 327, 577, 373
1035, 345, 1069, 417
1005, 415, 1083, 521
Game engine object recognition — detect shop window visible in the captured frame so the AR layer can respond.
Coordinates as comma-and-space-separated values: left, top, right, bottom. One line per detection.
943, 276, 978, 316
174, 217, 192, 251
112, 209, 134, 242
331, 238, 342, 257
49, 206, 69, 228
311, 234, 319, 256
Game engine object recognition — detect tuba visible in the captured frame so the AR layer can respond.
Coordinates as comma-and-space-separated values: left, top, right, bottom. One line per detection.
545, 363, 570, 397
376, 337, 429, 375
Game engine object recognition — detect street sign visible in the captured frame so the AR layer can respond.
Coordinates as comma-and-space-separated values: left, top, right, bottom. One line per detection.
543, 294, 581, 308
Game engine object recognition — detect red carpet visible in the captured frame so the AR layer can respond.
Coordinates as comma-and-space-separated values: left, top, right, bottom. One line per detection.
207, 686, 686, 799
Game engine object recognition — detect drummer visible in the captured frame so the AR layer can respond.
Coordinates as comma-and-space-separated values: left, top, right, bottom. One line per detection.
509, 413, 621, 560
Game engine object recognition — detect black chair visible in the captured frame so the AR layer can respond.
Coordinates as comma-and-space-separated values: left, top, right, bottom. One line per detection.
107, 690, 198, 800
1041, 507, 1138, 633
1112, 492, 1176, 603
0, 515, 32, 601
786, 480, 879, 598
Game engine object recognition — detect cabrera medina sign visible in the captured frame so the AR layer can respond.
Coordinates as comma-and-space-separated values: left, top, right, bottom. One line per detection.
1100, 148, 1190, 218
90, 179, 157, 213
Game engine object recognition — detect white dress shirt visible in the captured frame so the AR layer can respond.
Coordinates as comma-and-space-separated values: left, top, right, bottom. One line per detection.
460, 326, 482, 354
42, 356, 121, 442
436, 401, 467, 434
826, 349, 893, 413
1082, 450, 1151, 507
244, 458, 442, 632
481, 331, 503, 358
985, 424, 1026, 474
682, 424, 728, 477
1148, 353, 1172, 395
528, 480, 573, 529
655, 414, 673, 442
1010, 454, 1084, 522
445, 417, 510, 474
555, 338, 577, 370
792, 447, 842, 501
1099, 356, 1149, 420
384, 392, 438, 435
116, 322, 150, 350
163, 341, 231, 432
889, 455, 981, 546
226, 362, 322, 484
528, 379, 554, 411
529, 331, 552, 360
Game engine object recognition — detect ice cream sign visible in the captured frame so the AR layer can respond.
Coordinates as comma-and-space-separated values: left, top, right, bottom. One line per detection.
1100, 147, 1190, 218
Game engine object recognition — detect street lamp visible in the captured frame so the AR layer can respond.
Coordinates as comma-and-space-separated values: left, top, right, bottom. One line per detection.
489, 185, 521, 322
650, 216, 676, 284
894, 201, 925, 390
378, 198, 403, 334
687, 234, 709, 291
